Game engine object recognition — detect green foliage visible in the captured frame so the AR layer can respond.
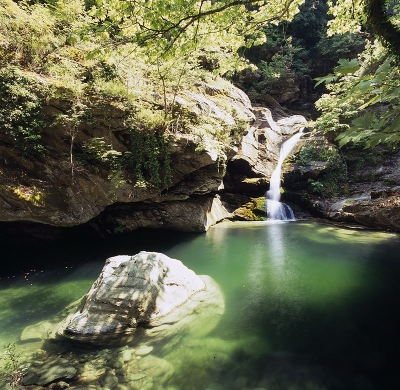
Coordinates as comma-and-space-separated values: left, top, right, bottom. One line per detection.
296, 142, 341, 166
295, 142, 348, 196
0, 0, 89, 71
314, 42, 400, 148
307, 178, 324, 194
0, 66, 46, 158
127, 112, 172, 189
81, 107, 173, 191
0, 342, 26, 389
363, 0, 400, 58
342, 143, 397, 173
83, 0, 304, 64
234, 0, 365, 105
258, 35, 304, 78
82, 137, 123, 168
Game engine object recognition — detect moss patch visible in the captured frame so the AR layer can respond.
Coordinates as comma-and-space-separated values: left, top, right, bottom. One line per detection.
234, 196, 266, 221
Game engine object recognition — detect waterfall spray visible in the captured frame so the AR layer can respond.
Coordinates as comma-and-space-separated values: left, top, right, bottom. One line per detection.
266, 127, 304, 220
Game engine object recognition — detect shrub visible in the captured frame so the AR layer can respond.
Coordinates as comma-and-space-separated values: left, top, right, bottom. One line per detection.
295, 141, 348, 196
0, 66, 46, 158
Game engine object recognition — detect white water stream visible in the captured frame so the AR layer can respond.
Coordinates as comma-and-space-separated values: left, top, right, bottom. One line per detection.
266, 127, 305, 220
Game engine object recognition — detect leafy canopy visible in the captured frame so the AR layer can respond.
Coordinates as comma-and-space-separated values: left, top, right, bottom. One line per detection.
315, 42, 400, 148
314, 0, 400, 148
83, 0, 306, 63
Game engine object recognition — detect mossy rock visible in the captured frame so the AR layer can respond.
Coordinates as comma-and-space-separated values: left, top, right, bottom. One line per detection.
233, 196, 266, 221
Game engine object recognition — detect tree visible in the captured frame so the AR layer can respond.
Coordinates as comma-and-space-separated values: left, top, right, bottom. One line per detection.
327, 0, 400, 57
314, 43, 400, 148
314, 1, 400, 148
83, 0, 306, 61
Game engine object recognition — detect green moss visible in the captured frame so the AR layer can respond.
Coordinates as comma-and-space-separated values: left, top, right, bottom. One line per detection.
237, 197, 266, 221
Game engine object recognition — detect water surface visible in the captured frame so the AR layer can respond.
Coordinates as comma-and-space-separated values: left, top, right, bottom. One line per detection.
1, 221, 400, 390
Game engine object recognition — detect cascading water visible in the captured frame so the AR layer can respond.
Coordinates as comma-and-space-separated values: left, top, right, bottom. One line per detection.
266, 127, 305, 220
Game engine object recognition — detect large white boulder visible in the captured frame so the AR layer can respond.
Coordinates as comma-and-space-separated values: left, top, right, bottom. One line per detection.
57, 251, 223, 344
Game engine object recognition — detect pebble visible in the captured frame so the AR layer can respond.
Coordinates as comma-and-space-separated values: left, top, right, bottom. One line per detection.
120, 349, 133, 362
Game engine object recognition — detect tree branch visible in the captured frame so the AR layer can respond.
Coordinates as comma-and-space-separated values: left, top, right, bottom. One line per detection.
365, 0, 400, 58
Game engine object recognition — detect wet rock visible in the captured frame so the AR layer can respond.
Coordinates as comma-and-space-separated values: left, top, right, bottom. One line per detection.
226, 107, 307, 191
128, 373, 147, 381
21, 358, 77, 386
276, 115, 307, 135
21, 320, 56, 342
296, 160, 329, 179
77, 360, 106, 383
48, 382, 70, 389
114, 385, 130, 390
120, 348, 133, 362
99, 370, 119, 389
107, 357, 123, 369
139, 355, 173, 382
135, 346, 153, 356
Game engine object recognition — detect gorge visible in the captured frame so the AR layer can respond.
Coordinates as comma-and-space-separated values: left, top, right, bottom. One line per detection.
1, 1, 400, 389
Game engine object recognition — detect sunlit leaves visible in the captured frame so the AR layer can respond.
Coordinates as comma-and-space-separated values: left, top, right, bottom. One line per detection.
326, 0, 365, 35
315, 42, 400, 148
84, 0, 305, 64
334, 58, 360, 74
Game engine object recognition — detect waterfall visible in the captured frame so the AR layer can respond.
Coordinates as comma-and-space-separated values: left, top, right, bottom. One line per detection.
266, 127, 304, 221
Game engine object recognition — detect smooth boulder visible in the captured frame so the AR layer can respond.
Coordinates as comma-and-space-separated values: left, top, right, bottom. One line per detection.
57, 251, 209, 344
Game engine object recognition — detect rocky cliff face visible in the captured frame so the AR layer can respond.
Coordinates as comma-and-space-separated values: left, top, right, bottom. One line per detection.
285, 134, 400, 232
0, 77, 306, 239
320, 149, 400, 231
2, 74, 398, 239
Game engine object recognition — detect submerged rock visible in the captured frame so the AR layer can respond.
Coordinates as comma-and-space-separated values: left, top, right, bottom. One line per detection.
21, 358, 77, 386
57, 251, 223, 344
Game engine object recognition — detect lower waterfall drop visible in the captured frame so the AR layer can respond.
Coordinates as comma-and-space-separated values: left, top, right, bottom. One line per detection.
266, 127, 305, 221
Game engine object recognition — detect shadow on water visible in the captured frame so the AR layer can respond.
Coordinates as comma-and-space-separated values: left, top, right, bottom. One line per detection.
0, 223, 200, 277
0, 227, 198, 340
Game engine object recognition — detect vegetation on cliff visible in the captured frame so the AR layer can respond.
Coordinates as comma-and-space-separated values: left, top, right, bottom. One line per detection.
1, 0, 399, 202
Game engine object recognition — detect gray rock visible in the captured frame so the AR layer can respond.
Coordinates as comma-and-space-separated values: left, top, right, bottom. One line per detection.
99, 371, 119, 389
21, 358, 77, 386
21, 320, 56, 342
135, 346, 153, 356
107, 194, 232, 233
0, 78, 253, 229
57, 252, 208, 344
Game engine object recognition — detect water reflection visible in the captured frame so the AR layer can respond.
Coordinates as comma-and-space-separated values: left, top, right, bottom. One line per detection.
1, 221, 400, 390
267, 221, 286, 269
